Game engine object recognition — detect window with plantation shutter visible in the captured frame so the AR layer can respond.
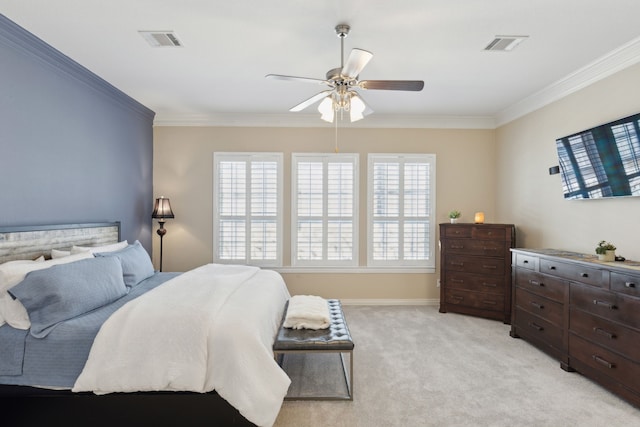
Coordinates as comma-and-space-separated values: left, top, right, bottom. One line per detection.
213, 153, 282, 267
368, 154, 436, 268
292, 153, 358, 267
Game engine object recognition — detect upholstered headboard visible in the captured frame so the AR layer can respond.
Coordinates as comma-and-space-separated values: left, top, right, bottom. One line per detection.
0, 222, 120, 263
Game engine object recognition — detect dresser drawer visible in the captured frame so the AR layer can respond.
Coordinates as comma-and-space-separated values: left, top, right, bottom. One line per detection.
445, 288, 504, 312
514, 308, 563, 351
570, 308, 640, 361
569, 334, 640, 393
442, 238, 506, 257
539, 259, 604, 287
514, 269, 566, 303
446, 272, 505, 295
611, 272, 640, 298
472, 227, 507, 240
445, 255, 504, 276
515, 288, 563, 327
514, 253, 537, 270
443, 226, 472, 238
570, 283, 640, 329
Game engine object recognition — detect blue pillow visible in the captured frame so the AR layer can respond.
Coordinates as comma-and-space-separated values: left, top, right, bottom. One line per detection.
9, 257, 127, 338
95, 240, 155, 287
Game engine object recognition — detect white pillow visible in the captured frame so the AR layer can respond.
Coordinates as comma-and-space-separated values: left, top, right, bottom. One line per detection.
70, 240, 128, 255
0, 257, 45, 328
0, 252, 94, 329
0, 293, 29, 329
51, 249, 71, 259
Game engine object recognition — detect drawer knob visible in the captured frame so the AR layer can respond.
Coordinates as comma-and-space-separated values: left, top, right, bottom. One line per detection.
592, 355, 615, 369
482, 282, 497, 288
581, 273, 589, 278
593, 327, 616, 340
593, 300, 616, 310
451, 245, 464, 249
548, 265, 556, 270
482, 265, 497, 270
451, 261, 464, 267
529, 280, 543, 287
527, 322, 543, 332
530, 301, 543, 309
625, 282, 636, 288
523, 260, 529, 264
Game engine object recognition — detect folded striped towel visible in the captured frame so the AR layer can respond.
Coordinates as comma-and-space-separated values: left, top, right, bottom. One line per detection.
283, 295, 330, 330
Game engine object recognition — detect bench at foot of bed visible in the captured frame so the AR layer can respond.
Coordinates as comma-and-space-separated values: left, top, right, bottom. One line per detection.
273, 299, 354, 401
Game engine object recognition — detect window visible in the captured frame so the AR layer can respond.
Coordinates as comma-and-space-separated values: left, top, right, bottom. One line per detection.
291, 153, 358, 267
213, 153, 282, 266
368, 154, 436, 269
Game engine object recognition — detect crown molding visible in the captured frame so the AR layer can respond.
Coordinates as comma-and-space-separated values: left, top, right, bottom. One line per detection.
153, 113, 496, 129
496, 35, 640, 127
0, 14, 154, 121
155, 36, 640, 130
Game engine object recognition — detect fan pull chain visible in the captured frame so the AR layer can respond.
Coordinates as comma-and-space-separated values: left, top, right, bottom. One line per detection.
334, 114, 339, 153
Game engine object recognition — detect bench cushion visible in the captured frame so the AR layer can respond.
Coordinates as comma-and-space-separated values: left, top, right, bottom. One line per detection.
274, 299, 354, 351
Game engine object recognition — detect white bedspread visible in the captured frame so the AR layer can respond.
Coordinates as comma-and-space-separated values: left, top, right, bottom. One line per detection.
73, 264, 291, 427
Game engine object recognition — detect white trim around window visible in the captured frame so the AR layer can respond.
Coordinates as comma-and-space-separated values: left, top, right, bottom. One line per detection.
367, 153, 436, 270
213, 152, 283, 267
291, 153, 359, 267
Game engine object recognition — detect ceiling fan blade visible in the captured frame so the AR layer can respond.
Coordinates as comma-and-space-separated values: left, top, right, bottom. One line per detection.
265, 74, 329, 85
290, 90, 334, 112
341, 48, 373, 79
359, 80, 425, 91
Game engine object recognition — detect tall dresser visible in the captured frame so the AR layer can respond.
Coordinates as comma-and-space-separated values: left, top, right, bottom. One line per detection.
511, 248, 640, 408
439, 223, 515, 323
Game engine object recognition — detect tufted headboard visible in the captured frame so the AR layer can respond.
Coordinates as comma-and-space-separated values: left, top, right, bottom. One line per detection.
0, 222, 120, 263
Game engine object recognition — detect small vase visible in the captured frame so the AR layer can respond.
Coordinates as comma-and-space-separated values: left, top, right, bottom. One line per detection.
598, 251, 615, 262
450, 218, 458, 224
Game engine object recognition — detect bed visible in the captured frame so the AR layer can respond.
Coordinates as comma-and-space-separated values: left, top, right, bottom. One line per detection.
0, 222, 291, 427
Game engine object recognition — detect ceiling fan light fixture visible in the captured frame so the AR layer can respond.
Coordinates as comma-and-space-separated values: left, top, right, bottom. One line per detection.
318, 96, 335, 122
349, 93, 365, 122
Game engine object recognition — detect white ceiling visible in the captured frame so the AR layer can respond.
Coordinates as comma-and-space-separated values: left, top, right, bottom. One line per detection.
3, 0, 640, 128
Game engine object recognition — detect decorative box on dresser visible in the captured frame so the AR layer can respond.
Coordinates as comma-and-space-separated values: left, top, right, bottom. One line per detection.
439, 223, 515, 324
511, 248, 640, 408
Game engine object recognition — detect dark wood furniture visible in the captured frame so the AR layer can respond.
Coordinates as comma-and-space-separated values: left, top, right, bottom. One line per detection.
439, 223, 515, 323
511, 248, 640, 408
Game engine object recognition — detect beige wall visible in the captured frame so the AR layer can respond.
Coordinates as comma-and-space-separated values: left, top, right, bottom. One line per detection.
153, 126, 496, 301
496, 62, 640, 260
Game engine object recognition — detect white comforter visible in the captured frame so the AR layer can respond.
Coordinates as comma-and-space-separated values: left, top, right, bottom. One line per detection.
73, 264, 291, 427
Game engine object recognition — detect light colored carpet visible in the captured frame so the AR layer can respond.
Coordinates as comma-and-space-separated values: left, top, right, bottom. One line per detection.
274, 305, 639, 427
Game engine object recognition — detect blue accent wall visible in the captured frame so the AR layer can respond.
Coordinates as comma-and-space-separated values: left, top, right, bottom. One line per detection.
0, 15, 155, 251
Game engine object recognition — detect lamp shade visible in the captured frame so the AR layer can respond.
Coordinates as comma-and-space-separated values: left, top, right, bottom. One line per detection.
152, 197, 175, 219
318, 96, 335, 123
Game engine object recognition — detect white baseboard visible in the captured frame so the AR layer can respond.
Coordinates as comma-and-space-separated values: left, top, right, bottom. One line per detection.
340, 298, 439, 306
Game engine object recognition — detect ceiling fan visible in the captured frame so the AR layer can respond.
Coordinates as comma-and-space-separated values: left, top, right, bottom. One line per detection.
266, 24, 424, 123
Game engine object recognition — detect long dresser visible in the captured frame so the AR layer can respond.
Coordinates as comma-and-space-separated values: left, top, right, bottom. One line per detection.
511, 248, 640, 408
439, 223, 515, 323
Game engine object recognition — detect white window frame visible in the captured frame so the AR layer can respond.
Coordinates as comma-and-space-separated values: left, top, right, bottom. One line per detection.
213, 152, 283, 267
291, 153, 359, 267
367, 153, 436, 270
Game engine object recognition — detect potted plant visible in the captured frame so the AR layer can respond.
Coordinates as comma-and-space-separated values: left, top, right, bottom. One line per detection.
595, 240, 616, 262
448, 210, 461, 224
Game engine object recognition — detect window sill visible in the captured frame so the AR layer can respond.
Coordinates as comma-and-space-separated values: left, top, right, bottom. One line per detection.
272, 267, 435, 274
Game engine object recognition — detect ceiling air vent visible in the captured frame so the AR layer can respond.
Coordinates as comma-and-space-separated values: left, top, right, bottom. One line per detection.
139, 31, 183, 47
484, 35, 528, 52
